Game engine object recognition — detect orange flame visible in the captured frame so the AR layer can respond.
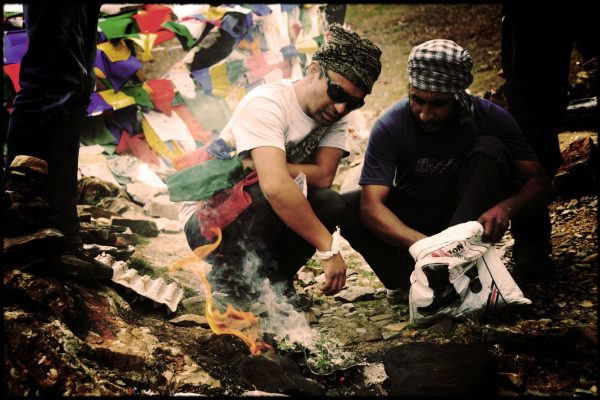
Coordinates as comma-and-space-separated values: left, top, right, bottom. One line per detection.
171, 227, 273, 355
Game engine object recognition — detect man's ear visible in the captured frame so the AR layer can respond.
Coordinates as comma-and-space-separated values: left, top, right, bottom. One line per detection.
306, 62, 320, 77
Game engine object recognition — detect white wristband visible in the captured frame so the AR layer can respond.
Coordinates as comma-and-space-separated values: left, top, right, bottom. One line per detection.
316, 226, 341, 260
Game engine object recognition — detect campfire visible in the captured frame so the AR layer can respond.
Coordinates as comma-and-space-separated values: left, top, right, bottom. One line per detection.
170, 226, 273, 355
170, 227, 362, 377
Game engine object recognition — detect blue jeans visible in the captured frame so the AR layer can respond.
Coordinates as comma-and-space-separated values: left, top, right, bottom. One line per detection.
5, 3, 100, 244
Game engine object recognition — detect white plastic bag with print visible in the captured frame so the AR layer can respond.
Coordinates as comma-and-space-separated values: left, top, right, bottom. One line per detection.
407, 221, 531, 326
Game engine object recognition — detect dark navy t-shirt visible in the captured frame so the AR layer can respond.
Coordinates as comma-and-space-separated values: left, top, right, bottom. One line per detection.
359, 96, 537, 226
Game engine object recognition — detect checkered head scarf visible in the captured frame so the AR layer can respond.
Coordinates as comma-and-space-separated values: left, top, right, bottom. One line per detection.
408, 39, 474, 116
313, 23, 382, 94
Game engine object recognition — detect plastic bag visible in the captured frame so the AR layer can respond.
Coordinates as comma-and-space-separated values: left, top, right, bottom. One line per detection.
407, 221, 531, 326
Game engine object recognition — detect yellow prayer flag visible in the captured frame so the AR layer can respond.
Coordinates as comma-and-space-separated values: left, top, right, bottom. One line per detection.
128, 33, 158, 62
142, 115, 187, 163
204, 6, 227, 20
209, 63, 233, 98
98, 89, 136, 110
94, 67, 106, 79
97, 40, 132, 62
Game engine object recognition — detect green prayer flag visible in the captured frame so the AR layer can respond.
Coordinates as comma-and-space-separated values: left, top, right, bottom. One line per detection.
166, 157, 247, 202
227, 59, 244, 83
122, 84, 155, 110
80, 115, 117, 146
172, 91, 186, 106
162, 21, 195, 50
313, 34, 324, 47
183, 88, 232, 132
98, 12, 139, 40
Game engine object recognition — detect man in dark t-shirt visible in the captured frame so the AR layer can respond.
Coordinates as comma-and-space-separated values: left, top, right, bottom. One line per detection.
340, 39, 555, 303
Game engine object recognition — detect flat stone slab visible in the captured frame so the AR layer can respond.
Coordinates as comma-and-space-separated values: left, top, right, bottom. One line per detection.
384, 342, 498, 397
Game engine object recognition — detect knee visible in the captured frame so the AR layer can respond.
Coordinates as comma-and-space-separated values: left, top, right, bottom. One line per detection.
339, 189, 363, 227
468, 136, 510, 164
309, 188, 346, 226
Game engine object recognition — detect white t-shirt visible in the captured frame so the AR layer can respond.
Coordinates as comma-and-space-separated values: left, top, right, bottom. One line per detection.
178, 79, 350, 227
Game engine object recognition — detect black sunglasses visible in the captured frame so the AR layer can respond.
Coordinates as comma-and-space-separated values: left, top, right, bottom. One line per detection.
320, 66, 365, 110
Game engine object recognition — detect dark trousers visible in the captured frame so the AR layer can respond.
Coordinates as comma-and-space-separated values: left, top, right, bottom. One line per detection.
501, 2, 598, 257
5, 3, 100, 245
184, 183, 345, 290
341, 136, 513, 290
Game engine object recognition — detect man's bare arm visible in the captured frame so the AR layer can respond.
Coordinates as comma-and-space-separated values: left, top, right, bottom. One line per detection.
360, 184, 427, 249
250, 146, 346, 294
477, 159, 555, 242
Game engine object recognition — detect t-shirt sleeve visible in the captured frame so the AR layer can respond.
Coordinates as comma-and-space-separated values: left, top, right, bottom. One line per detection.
319, 116, 350, 156
231, 96, 287, 157
359, 119, 398, 186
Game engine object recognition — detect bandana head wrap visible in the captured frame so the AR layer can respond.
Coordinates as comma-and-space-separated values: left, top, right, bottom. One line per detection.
407, 39, 474, 115
313, 23, 382, 94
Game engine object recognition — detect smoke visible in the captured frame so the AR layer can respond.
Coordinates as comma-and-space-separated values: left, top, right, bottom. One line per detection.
240, 249, 317, 348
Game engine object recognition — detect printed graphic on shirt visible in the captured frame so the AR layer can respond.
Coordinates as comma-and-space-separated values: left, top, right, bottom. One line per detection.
285, 125, 330, 163
414, 157, 457, 176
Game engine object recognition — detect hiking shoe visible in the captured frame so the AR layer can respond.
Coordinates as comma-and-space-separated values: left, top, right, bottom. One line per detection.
386, 287, 409, 305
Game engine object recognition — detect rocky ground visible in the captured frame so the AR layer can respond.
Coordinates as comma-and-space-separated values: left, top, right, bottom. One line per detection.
4, 131, 597, 397
4, 4, 597, 397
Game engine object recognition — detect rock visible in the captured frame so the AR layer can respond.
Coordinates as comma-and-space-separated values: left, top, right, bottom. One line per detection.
297, 270, 316, 286
361, 363, 388, 386
238, 355, 325, 396
356, 325, 382, 342
499, 372, 524, 392
383, 342, 498, 397
334, 286, 375, 302
154, 217, 181, 233
554, 137, 598, 198
77, 204, 119, 220
77, 176, 130, 205
79, 222, 112, 244
369, 313, 395, 322
143, 194, 180, 220
181, 296, 206, 314
382, 322, 409, 332
83, 243, 136, 260
304, 309, 319, 324
382, 330, 403, 340
240, 390, 290, 397
111, 217, 159, 237
4, 270, 78, 322
3, 228, 65, 265
168, 314, 209, 328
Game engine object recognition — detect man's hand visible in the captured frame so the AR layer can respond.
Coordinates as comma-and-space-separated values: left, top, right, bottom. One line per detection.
320, 253, 347, 295
477, 204, 510, 243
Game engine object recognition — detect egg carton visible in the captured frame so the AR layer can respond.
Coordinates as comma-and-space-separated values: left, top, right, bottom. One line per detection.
96, 253, 184, 313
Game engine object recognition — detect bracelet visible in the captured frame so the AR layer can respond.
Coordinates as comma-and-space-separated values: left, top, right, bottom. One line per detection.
316, 226, 341, 260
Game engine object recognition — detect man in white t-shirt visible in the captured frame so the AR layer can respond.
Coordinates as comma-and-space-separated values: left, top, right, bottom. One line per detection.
181, 23, 382, 309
